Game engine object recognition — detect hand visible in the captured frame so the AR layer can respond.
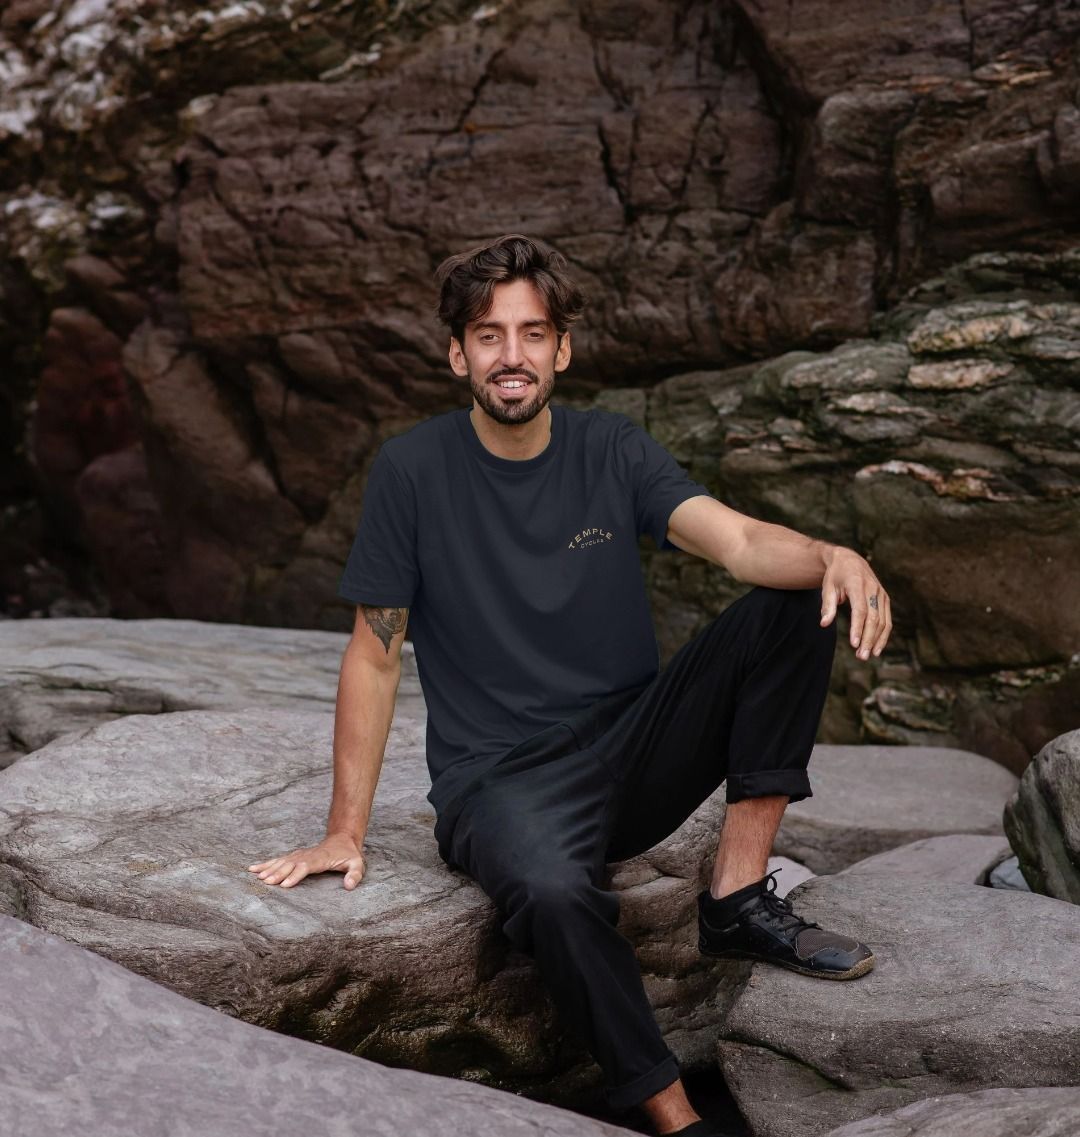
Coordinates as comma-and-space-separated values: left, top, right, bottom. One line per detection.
247, 833, 366, 890
819, 546, 893, 661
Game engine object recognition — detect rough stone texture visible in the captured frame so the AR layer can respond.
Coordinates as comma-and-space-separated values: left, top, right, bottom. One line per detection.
1004, 727, 1080, 904
639, 264, 1080, 773
716, 873, 1080, 1137
0, 705, 741, 1108
0, 3, 1077, 766
0, 617, 426, 766
820, 1087, 1080, 1137
0, 913, 636, 1137
773, 744, 1018, 873
839, 834, 1013, 886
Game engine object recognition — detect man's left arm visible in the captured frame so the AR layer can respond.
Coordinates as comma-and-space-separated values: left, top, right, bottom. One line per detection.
665, 494, 892, 662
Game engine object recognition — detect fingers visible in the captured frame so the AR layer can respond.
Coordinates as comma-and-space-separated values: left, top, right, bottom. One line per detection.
852, 587, 892, 660
343, 854, 366, 891
246, 848, 366, 890
820, 584, 839, 627
871, 590, 893, 657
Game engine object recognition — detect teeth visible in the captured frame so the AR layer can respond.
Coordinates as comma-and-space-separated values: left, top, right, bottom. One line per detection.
497, 381, 527, 388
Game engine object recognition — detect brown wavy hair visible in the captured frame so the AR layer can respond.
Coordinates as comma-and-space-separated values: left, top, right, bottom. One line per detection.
434, 233, 586, 345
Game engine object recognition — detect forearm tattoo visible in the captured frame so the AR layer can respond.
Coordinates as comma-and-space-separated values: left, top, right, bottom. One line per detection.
361, 606, 408, 653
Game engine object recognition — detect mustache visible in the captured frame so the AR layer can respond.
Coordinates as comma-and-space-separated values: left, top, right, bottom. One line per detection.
488, 367, 540, 383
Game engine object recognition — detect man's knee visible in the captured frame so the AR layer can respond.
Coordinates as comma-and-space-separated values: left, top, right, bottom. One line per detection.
743, 586, 835, 651
500, 865, 617, 949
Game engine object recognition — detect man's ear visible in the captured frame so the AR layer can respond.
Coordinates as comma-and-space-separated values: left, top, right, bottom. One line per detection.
554, 330, 572, 373
449, 335, 469, 377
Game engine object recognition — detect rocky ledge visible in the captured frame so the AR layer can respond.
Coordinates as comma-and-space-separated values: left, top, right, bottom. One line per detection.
0, 913, 636, 1137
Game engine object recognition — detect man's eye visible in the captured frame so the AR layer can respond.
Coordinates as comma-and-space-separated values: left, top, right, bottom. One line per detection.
479, 335, 497, 342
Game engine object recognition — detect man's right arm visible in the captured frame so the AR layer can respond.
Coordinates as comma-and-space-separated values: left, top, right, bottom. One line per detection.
246, 604, 409, 890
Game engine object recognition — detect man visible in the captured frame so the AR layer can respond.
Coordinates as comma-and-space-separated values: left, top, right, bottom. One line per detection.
248, 234, 892, 1137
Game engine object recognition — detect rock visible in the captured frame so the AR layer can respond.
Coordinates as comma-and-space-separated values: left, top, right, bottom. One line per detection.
820, 1087, 1080, 1137
767, 856, 816, 897
5, 0, 1080, 636
0, 705, 738, 1106
0, 914, 636, 1137
717, 873, 1080, 1137
0, 617, 425, 767
840, 834, 1012, 885
773, 744, 1018, 873
987, 855, 1031, 893
1003, 727, 1080, 905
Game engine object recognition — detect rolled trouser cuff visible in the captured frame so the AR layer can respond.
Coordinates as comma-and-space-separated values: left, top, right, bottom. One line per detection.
605, 1053, 682, 1110
726, 768, 812, 805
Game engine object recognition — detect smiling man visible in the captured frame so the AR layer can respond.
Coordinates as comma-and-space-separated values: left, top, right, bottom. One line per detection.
248, 234, 892, 1137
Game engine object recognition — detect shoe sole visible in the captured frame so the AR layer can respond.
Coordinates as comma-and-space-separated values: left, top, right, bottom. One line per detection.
700, 945, 876, 980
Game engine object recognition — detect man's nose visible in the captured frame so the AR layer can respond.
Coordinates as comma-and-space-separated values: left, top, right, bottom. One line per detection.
499, 336, 525, 368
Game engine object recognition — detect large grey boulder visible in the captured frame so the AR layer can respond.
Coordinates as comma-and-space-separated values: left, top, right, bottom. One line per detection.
774, 744, 1018, 872
1003, 727, 1080, 905
821, 1087, 1080, 1137
0, 913, 635, 1137
0, 705, 737, 1107
839, 834, 1012, 885
717, 873, 1080, 1137
0, 616, 425, 767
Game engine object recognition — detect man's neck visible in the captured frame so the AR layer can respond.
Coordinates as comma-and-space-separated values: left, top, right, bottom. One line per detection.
469, 405, 553, 461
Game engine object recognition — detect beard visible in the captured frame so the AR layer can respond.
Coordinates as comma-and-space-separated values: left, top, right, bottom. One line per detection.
468, 364, 556, 427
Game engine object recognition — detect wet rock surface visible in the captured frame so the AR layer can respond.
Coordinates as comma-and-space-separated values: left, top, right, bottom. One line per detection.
716, 873, 1080, 1137
0, 913, 637, 1137
0, 704, 739, 1107
773, 744, 1018, 873
1004, 727, 1080, 904
820, 1087, 1080, 1137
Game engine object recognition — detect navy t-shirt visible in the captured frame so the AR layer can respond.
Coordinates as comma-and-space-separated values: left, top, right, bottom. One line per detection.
337, 402, 713, 815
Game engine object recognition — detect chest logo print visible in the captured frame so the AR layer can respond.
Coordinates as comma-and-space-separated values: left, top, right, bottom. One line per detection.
568, 525, 615, 550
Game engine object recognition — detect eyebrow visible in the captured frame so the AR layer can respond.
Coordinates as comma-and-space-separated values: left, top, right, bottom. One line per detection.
472, 318, 552, 331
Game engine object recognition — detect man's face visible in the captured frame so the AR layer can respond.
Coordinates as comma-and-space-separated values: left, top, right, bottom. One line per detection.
449, 278, 572, 426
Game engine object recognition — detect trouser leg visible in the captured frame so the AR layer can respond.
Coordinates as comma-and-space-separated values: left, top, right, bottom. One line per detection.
441, 586, 836, 1110
445, 746, 682, 1110
600, 585, 836, 861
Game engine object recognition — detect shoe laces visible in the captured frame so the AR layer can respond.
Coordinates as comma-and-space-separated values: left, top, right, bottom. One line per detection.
754, 868, 821, 936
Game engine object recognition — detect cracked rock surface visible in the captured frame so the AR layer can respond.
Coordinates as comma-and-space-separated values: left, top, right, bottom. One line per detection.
1, 4, 1078, 769
773, 744, 1018, 873
0, 704, 741, 1107
0, 913, 637, 1137
716, 873, 1080, 1137
0, 616, 425, 766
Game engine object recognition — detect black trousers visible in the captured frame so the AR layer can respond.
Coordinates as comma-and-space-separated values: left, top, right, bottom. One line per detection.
433, 587, 836, 1111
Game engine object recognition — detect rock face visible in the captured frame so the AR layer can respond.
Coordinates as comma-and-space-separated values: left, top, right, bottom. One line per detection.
716, 873, 1080, 1137
0, 705, 739, 1107
773, 744, 1018, 873
1, 3, 1078, 773
839, 834, 1012, 886
0, 913, 636, 1137
1003, 727, 1080, 904
0, 616, 425, 766
821, 1087, 1080, 1137
641, 264, 1080, 771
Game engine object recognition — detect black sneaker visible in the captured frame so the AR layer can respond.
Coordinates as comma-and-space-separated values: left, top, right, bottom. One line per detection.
697, 869, 875, 980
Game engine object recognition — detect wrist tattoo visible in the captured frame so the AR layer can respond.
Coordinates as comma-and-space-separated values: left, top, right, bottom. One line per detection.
361, 605, 408, 652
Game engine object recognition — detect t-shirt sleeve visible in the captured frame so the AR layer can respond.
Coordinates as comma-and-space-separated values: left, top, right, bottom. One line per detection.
337, 447, 419, 607
622, 420, 713, 551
